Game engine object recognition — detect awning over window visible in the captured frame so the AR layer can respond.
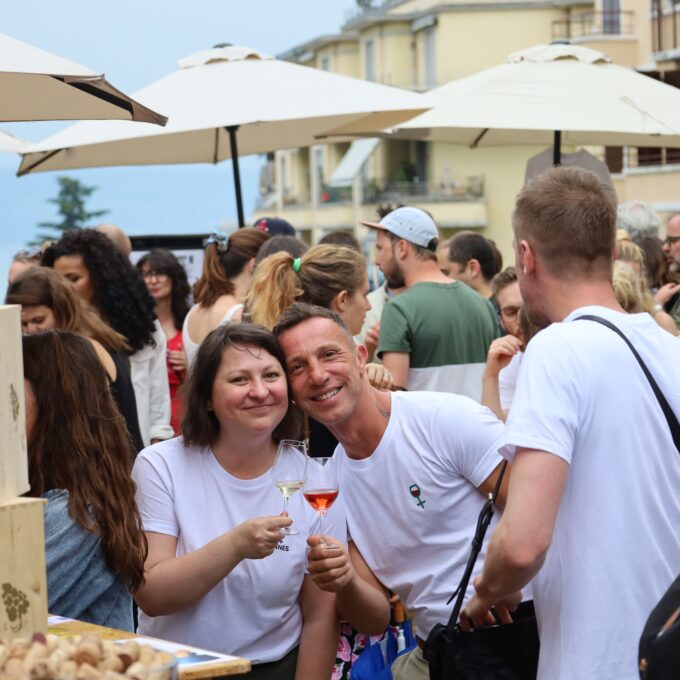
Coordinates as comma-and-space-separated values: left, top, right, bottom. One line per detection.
328, 138, 379, 187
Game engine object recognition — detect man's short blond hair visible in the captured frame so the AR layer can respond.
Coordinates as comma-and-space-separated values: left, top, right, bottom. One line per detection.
513, 166, 617, 278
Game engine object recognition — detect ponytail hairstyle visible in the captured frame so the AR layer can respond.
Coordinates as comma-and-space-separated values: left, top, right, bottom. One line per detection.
22, 331, 147, 591
193, 228, 269, 307
247, 244, 367, 329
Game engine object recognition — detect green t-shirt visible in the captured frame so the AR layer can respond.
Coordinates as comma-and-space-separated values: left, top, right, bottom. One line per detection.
377, 281, 500, 399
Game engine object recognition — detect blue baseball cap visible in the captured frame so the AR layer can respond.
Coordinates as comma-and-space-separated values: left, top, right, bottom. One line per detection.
361, 207, 439, 251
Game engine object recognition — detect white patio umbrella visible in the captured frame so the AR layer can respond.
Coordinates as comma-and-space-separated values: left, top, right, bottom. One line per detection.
0, 32, 167, 125
17, 44, 432, 226
0, 129, 25, 154
331, 43, 680, 165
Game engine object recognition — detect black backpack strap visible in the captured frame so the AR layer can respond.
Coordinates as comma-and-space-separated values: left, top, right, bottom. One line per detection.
576, 314, 680, 454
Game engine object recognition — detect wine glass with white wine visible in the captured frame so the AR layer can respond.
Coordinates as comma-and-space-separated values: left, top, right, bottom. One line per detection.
271, 439, 308, 536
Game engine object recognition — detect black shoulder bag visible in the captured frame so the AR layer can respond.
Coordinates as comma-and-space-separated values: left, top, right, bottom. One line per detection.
424, 460, 540, 680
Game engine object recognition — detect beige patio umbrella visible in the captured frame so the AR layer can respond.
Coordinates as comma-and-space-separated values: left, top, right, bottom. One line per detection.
0, 129, 25, 154
17, 44, 432, 226
329, 43, 680, 165
0, 32, 167, 125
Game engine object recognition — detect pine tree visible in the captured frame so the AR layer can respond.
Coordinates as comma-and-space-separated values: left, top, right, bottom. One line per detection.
33, 176, 109, 243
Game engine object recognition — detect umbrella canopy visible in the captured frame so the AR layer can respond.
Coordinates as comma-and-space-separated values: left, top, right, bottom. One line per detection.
332, 43, 680, 162
0, 128, 25, 154
17, 45, 432, 225
0, 32, 167, 125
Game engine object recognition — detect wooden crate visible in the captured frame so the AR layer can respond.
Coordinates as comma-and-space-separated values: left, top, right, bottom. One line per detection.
0, 497, 48, 640
0, 305, 29, 505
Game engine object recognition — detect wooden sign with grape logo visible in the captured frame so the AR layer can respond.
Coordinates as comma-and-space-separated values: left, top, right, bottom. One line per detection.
2, 583, 29, 633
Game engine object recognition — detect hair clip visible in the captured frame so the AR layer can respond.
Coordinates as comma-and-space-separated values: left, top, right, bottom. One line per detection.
204, 231, 230, 253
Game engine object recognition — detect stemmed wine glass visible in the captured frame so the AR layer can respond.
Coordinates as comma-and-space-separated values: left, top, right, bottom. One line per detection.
303, 456, 340, 547
271, 439, 308, 536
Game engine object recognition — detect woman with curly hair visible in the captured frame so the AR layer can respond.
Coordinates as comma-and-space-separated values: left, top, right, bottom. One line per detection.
136, 249, 191, 434
183, 228, 269, 366
23, 331, 147, 630
43, 229, 173, 447
6, 267, 143, 451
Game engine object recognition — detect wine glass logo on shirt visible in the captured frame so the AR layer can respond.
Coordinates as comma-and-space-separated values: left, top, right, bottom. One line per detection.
409, 484, 426, 509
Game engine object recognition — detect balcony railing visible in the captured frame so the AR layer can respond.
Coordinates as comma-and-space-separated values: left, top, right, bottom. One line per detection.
552, 10, 635, 40
361, 176, 484, 205
253, 188, 311, 211
622, 146, 680, 169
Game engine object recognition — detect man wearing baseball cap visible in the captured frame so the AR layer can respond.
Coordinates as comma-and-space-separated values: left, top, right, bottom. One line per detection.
253, 216, 296, 237
362, 206, 499, 400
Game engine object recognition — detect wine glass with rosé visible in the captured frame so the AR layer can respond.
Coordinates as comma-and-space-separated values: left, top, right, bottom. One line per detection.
272, 439, 308, 536
303, 457, 340, 547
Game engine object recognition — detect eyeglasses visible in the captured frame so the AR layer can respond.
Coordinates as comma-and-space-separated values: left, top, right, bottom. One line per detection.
142, 270, 169, 281
663, 235, 680, 246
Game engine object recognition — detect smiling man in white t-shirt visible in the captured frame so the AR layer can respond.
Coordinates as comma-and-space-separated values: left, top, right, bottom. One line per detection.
462, 166, 680, 680
274, 302, 507, 680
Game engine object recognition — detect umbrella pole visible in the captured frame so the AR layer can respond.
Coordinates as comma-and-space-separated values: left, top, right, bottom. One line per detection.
226, 125, 245, 227
553, 130, 562, 166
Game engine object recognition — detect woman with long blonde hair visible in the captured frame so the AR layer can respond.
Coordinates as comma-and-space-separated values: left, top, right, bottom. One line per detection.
23, 332, 147, 630
615, 230, 678, 335
248, 244, 371, 337
248, 244, 392, 457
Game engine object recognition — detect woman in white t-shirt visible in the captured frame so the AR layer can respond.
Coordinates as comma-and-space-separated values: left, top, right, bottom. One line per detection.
132, 322, 341, 679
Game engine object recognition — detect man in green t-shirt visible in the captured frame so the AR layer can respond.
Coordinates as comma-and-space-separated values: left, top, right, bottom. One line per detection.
362, 207, 499, 401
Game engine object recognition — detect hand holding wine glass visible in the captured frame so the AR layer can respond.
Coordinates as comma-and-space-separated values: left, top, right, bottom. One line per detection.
271, 439, 308, 536
303, 456, 340, 548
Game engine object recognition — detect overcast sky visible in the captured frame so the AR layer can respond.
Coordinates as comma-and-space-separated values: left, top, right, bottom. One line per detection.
1, 0, 358, 293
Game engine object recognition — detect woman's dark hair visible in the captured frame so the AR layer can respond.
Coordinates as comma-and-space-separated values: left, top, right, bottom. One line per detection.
136, 249, 191, 329
6, 267, 128, 352
181, 322, 300, 446
638, 236, 669, 290
318, 230, 361, 252
194, 228, 269, 307
255, 235, 309, 267
22, 331, 147, 591
42, 229, 156, 353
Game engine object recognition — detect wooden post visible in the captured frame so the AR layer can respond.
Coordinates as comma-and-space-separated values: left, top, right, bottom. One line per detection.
0, 306, 29, 505
0, 306, 48, 640
0, 498, 48, 639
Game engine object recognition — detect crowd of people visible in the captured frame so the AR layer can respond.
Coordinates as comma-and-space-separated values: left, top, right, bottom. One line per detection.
6, 165, 680, 680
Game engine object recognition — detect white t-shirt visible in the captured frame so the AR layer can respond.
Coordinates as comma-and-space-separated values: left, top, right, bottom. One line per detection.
132, 437, 346, 663
335, 391, 504, 638
498, 306, 680, 680
498, 352, 523, 413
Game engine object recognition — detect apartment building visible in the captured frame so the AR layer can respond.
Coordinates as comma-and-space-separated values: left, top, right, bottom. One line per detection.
251, 0, 680, 260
